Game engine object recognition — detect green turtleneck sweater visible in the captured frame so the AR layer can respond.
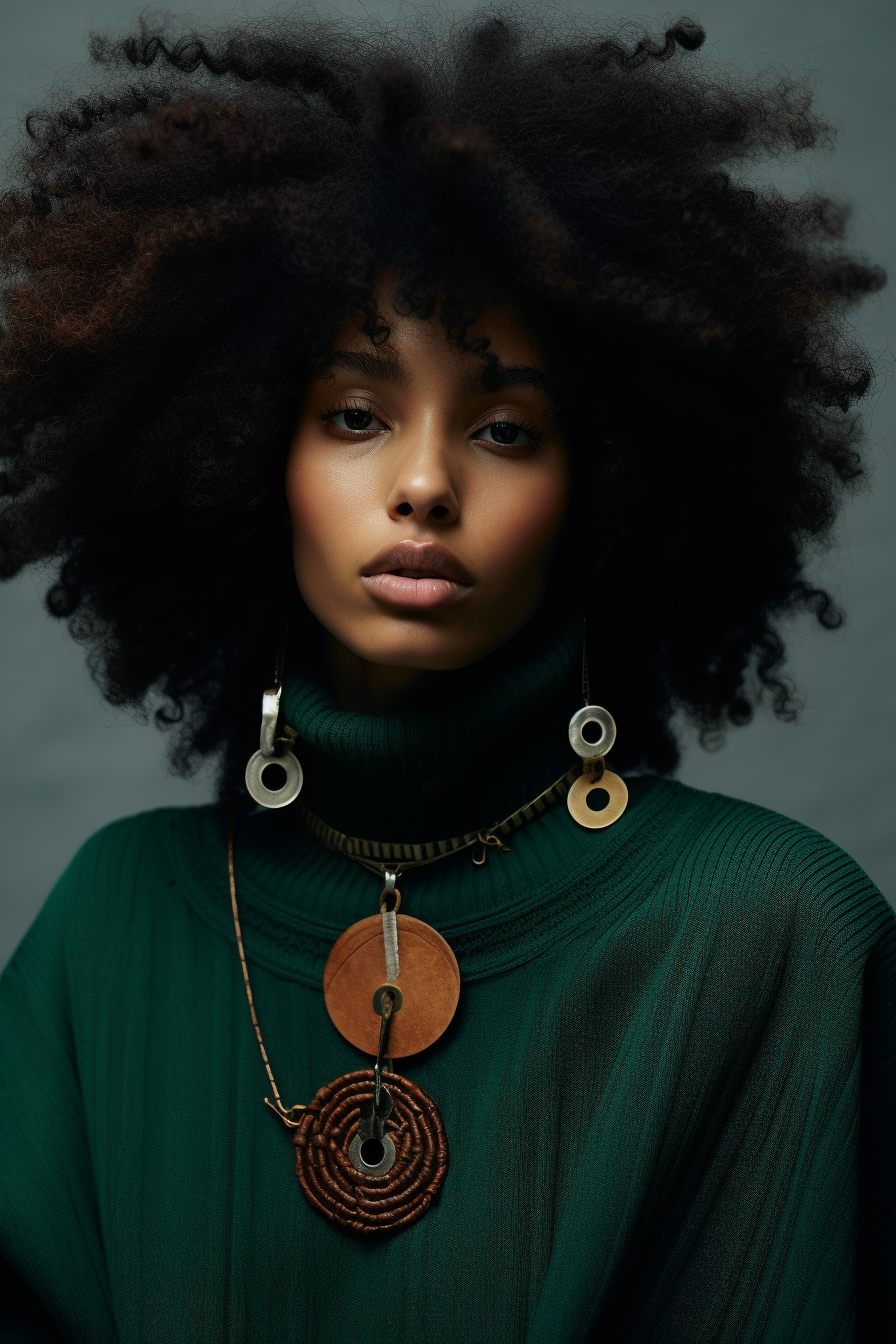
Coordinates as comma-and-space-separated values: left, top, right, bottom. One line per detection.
1, 622, 894, 1343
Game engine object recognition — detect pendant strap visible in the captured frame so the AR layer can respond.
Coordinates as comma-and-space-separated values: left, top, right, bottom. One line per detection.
379, 871, 401, 980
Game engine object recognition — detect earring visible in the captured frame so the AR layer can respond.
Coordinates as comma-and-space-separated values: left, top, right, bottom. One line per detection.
244, 620, 304, 809
566, 637, 628, 830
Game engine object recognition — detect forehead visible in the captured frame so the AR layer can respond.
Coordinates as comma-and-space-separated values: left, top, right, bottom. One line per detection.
321, 301, 546, 389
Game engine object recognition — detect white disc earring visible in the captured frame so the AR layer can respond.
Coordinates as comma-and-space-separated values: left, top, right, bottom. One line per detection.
244, 622, 303, 808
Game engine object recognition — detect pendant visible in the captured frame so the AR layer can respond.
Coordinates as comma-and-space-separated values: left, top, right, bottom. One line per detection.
294, 1069, 449, 1234
286, 874, 456, 1233
228, 827, 452, 1235
324, 912, 460, 1057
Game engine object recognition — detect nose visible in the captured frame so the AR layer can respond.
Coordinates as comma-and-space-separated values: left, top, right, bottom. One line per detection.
385, 423, 460, 526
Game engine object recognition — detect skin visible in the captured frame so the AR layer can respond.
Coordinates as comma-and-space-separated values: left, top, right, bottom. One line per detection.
286, 287, 570, 712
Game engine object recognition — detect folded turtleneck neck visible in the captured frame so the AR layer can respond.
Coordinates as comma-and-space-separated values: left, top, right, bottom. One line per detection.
281, 612, 582, 844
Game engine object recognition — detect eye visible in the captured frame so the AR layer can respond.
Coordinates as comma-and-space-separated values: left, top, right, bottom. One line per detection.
327, 408, 387, 433
473, 420, 538, 448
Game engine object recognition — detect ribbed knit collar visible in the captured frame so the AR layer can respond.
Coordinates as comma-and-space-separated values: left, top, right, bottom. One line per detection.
280, 612, 582, 844
176, 613, 673, 986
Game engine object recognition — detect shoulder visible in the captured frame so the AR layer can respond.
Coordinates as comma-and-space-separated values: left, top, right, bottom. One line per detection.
67, 801, 220, 866
630, 776, 895, 962
47, 802, 221, 907
2, 805, 223, 982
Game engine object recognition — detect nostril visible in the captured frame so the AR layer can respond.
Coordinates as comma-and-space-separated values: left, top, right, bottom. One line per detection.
430, 505, 449, 520
396, 502, 413, 516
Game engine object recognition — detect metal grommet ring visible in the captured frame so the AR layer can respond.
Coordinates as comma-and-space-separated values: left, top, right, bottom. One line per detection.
349, 1130, 397, 1178
245, 749, 304, 808
568, 705, 616, 759
372, 984, 404, 1017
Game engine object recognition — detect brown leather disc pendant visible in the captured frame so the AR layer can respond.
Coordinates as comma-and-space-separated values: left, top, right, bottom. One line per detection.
324, 913, 460, 1058
294, 1069, 449, 1234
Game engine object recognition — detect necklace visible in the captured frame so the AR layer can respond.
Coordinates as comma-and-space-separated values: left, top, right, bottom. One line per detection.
297, 763, 580, 874
227, 762, 579, 1234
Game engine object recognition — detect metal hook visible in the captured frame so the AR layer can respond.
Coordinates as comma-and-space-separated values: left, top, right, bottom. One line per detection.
264, 1096, 306, 1129
379, 870, 402, 913
472, 832, 512, 866
374, 990, 395, 1108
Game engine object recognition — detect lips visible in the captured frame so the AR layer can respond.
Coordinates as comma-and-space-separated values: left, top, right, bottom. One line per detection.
360, 541, 474, 610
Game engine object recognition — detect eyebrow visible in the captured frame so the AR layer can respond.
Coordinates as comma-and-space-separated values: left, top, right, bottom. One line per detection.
459, 361, 550, 396
322, 350, 410, 388
320, 349, 549, 397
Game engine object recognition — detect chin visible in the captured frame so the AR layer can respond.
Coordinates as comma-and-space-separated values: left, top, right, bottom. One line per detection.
332, 617, 479, 670
355, 638, 488, 672
349, 611, 535, 672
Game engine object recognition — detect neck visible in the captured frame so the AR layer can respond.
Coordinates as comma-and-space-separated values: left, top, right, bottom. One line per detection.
325, 634, 428, 714
282, 612, 581, 841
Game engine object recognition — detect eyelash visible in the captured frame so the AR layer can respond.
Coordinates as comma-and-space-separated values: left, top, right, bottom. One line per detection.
320, 402, 544, 448
320, 398, 386, 429
476, 416, 544, 449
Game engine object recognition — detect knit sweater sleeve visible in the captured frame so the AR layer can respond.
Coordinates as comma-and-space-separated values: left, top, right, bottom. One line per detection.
528, 793, 896, 1344
858, 906, 896, 1338
0, 820, 149, 1344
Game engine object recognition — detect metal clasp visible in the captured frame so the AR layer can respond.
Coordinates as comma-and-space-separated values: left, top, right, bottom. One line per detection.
472, 832, 512, 866
264, 1096, 306, 1128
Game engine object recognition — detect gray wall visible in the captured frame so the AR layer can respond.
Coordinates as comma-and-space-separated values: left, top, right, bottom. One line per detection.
1, 0, 894, 968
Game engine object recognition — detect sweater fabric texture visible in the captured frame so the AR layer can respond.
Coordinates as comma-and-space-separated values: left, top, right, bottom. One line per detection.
1, 620, 894, 1343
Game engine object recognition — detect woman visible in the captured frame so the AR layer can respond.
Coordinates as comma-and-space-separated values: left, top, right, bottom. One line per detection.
0, 10, 892, 1341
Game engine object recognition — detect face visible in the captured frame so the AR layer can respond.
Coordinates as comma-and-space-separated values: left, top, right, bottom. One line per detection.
286, 290, 569, 671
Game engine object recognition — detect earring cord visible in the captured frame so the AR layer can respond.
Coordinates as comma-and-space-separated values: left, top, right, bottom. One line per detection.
581, 627, 591, 706
272, 611, 290, 691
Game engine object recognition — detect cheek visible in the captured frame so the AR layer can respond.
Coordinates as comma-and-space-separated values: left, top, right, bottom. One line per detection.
285, 453, 355, 619
478, 460, 569, 576
286, 450, 329, 549
286, 442, 372, 572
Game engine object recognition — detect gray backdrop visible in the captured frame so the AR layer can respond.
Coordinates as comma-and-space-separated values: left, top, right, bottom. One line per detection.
1, 0, 894, 969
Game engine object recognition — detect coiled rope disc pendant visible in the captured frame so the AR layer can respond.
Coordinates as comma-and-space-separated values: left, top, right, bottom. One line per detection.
294, 1069, 449, 1234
